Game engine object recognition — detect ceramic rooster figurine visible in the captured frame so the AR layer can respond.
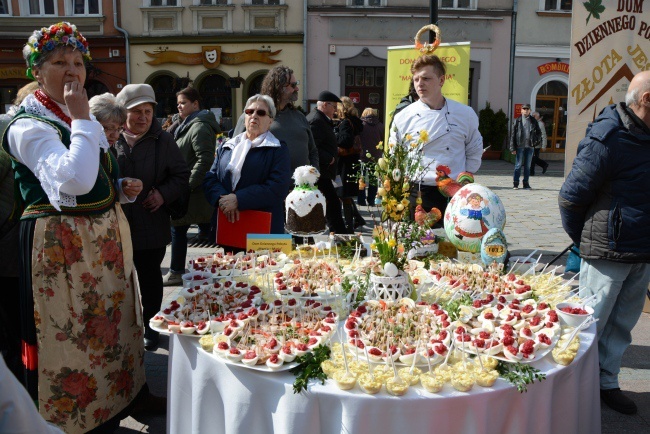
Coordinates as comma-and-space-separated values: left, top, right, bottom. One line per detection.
435, 165, 475, 198
414, 205, 442, 228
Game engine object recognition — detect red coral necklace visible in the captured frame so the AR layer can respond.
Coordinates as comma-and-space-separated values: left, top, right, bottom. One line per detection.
34, 89, 72, 126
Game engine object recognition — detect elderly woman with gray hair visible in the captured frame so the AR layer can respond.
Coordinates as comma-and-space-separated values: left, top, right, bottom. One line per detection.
89, 92, 127, 147
203, 94, 291, 235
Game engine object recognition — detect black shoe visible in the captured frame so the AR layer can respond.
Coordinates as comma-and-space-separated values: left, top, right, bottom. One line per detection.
131, 393, 167, 416
144, 336, 159, 351
542, 165, 548, 174
600, 388, 637, 414
513, 183, 519, 190
354, 217, 367, 229
523, 183, 531, 189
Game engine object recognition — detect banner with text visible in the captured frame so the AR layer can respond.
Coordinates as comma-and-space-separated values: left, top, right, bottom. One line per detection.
385, 42, 471, 139
566, 1, 650, 172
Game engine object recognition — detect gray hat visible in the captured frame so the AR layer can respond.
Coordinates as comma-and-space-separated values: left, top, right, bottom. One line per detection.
521, 103, 531, 109
117, 84, 158, 109
317, 90, 341, 103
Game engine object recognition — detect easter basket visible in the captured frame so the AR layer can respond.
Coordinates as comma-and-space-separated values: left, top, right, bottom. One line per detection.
368, 271, 411, 300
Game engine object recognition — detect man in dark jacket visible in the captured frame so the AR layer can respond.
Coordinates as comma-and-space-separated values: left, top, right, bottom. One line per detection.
509, 104, 542, 189
306, 91, 347, 233
558, 70, 650, 415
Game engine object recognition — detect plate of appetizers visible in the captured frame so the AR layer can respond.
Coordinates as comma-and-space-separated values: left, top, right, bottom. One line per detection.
200, 346, 299, 372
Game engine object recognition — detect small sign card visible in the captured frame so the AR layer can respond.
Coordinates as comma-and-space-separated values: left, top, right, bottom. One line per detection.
246, 234, 293, 254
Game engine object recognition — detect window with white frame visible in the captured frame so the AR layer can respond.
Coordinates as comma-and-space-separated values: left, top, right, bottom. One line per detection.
191, 0, 234, 34
439, 0, 477, 9
25, 0, 57, 15
1, 0, 12, 14
150, 0, 178, 6
250, 0, 281, 5
541, 0, 572, 11
241, 2, 287, 33
349, 0, 383, 6
142, 1, 184, 35
71, 0, 100, 15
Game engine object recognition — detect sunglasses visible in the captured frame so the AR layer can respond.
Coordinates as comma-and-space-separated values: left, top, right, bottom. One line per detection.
244, 108, 269, 117
286, 80, 300, 88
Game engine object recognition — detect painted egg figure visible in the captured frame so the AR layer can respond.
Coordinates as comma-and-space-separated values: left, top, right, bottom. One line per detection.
481, 228, 508, 267
443, 184, 506, 253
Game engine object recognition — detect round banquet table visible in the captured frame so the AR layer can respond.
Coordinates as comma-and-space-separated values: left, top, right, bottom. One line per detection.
167, 324, 600, 434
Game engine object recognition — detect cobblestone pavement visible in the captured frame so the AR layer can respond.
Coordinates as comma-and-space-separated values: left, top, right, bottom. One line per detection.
118, 160, 650, 433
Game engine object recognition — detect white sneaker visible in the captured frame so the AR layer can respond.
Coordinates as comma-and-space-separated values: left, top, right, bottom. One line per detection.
162, 271, 183, 286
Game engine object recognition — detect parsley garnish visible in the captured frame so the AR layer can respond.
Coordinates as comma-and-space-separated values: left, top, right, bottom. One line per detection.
290, 344, 331, 393
496, 361, 546, 393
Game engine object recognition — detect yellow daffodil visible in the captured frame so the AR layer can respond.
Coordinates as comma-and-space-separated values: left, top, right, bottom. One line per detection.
419, 130, 429, 143
370, 243, 377, 250
388, 239, 396, 248
376, 141, 384, 149
405, 134, 413, 142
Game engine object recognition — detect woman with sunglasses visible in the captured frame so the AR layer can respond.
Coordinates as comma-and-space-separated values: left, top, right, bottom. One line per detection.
204, 94, 291, 237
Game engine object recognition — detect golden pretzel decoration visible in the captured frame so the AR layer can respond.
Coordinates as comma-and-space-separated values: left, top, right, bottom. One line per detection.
414, 24, 441, 54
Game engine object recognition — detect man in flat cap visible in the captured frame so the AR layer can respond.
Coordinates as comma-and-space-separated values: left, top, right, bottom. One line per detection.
306, 91, 347, 233
509, 103, 542, 189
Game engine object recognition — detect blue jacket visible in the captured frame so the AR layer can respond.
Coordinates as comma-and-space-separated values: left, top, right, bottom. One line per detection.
558, 103, 650, 262
203, 131, 291, 234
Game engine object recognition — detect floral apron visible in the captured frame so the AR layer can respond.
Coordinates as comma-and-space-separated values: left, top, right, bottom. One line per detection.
31, 204, 145, 433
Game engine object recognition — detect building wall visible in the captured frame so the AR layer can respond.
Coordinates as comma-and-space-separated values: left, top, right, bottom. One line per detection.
0, 0, 127, 112
307, 1, 513, 119
121, 0, 306, 123
513, 0, 572, 159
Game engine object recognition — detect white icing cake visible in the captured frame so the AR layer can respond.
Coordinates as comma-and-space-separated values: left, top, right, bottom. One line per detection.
285, 166, 327, 234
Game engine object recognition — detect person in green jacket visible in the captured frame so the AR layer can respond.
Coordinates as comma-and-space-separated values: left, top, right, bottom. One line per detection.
163, 87, 220, 285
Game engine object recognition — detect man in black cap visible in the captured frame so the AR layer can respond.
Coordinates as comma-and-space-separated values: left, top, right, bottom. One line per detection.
509, 103, 542, 189
306, 91, 348, 233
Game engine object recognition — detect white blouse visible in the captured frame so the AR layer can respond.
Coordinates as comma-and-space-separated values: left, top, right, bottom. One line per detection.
6, 94, 133, 210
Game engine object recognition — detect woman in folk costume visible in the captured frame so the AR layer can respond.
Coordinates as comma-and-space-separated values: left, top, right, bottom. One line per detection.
1, 22, 147, 433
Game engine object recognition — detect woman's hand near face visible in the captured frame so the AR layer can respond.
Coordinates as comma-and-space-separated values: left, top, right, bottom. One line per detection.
143, 188, 164, 212
64, 81, 90, 121
122, 178, 143, 197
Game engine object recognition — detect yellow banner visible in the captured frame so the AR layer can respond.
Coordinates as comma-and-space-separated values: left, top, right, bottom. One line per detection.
385, 42, 471, 137
566, 3, 649, 173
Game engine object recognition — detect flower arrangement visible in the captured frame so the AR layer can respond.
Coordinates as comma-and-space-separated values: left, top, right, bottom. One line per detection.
26, 22, 90, 80
367, 129, 432, 275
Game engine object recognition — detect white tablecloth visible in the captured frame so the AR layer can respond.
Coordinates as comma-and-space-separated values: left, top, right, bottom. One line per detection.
167, 325, 600, 434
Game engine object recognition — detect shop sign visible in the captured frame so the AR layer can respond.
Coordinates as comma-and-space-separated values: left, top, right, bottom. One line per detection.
0, 67, 27, 80
537, 62, 570, 75
349, 92, 360, 103
145, 46, 281, 69
566, 1, 649, 170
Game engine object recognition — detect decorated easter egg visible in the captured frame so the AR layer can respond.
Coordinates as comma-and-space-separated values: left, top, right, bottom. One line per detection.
481, 227, 508, 267
383, 262, 399, 278
443, 184, 506, 253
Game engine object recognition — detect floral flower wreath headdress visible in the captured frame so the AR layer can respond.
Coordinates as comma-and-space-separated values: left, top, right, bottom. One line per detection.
414, 24, 441, 55
25, 22, 91, 80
